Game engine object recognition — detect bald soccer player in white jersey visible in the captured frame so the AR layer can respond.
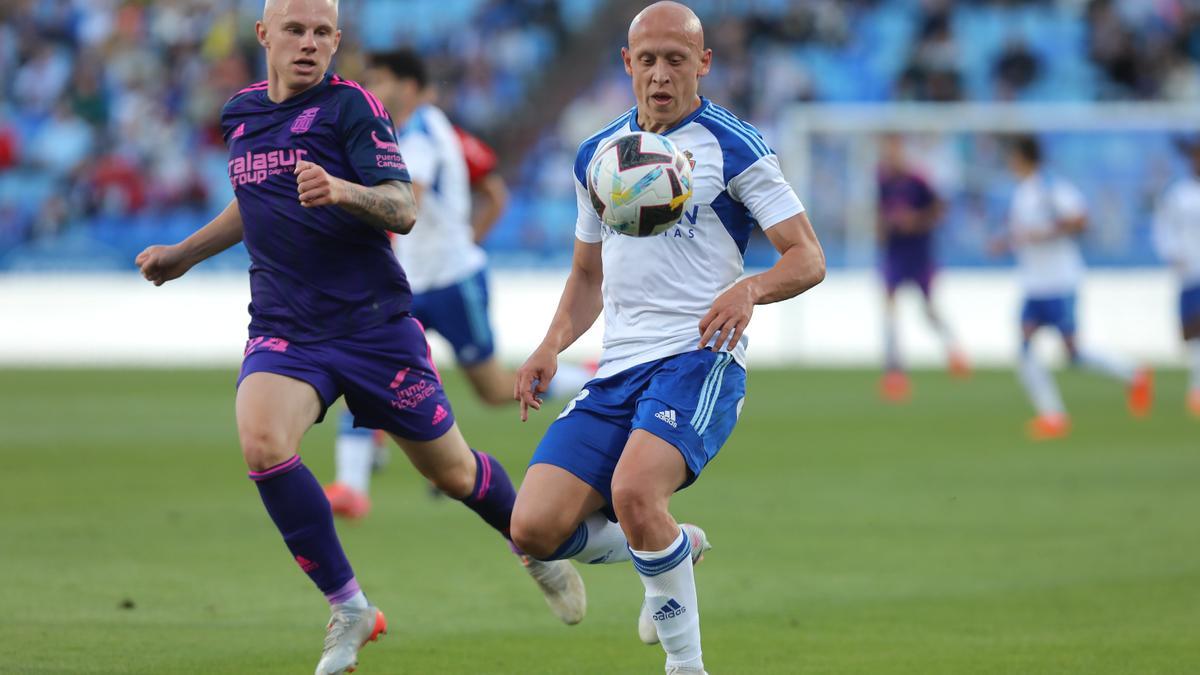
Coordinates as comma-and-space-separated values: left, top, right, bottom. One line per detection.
1153, 137, 1200, 416
994, 135, 1152, 440
508, 3, 826, 673
324, 49, 591, 518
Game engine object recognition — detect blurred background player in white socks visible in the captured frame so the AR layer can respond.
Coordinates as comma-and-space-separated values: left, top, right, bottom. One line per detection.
992, 134, 1152, 440
1153, 136, 1200, 417
324, 49, 593, 518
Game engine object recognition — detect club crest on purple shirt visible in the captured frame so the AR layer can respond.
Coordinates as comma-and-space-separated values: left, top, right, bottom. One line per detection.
290, 107, 321, 134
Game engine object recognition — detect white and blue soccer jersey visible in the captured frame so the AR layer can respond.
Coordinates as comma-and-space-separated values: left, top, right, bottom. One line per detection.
574, 98, 806, 378
393, 104, 486, 294
1008, 173, 1088, 299
1154, 176, 1200, 287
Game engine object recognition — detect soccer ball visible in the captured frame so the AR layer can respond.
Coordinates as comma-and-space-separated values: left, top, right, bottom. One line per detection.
587, 131, 693, 237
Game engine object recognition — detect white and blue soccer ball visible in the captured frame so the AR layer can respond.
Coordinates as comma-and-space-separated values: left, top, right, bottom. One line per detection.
587, 131, 693, 237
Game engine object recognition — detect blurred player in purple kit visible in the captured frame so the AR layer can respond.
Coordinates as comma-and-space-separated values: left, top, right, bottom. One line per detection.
876, 133, 968, 402
134, 1, 583, 672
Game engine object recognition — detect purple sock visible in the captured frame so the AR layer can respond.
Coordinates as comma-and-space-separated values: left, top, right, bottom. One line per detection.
460, 450, 517, 541
250, 456, 358, 604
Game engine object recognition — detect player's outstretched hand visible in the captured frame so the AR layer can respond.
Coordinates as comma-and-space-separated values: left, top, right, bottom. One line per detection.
135, 244, 192, 286
700, 280, 755, 352
295, 159, 346, 208
515, 344, 558, 422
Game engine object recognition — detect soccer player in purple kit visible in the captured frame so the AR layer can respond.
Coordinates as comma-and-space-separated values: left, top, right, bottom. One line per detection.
876, 133, 968, 402
134, 1, 583, 673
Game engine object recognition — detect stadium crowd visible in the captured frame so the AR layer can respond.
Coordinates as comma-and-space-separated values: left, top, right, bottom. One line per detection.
2, 0, 1199, 267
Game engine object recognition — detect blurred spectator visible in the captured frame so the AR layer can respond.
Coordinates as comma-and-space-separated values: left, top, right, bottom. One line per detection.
0, 122, 17, 171
992, 37, 1041, 100
26, 102, 93, 177
897, 12, 963, 102
1087, 0, 1141, 97
3, 0, 1200, 270
13, 43, 73, 115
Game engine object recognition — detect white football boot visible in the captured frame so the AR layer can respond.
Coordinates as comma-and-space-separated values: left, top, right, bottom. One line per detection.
522, 556, 587, 625
314, 604, 387, 675
638, 523, 712, 645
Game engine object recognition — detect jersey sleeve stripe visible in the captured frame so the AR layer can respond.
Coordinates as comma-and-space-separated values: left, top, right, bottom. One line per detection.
331, 76, 387, 118
700, 111, 769, 163
707, 104, 770, 150
702, 108, 770, 157
234, 80, 269, 96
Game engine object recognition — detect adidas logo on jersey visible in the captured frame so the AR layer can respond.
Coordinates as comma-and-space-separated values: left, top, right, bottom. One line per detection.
655, 409, 677, 428
652, 598, 685, 621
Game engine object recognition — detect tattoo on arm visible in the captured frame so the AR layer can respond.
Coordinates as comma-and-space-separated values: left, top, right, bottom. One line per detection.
339, 180, 417, 233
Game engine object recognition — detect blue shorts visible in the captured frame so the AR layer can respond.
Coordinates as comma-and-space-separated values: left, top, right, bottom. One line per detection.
1181, 284, 1200, 331
530, 350, 746, 519
1021, 295, 1077, 337
237, 314, 455, 442
411, 269, 495, 367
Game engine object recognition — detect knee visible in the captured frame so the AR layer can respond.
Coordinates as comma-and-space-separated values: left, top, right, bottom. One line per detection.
238, 425, 295, 472
610, 483, 665, 534
510, 508, 573, 560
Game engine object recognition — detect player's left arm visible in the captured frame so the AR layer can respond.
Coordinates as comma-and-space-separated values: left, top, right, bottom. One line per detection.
699, 212, 826, 351
294, 160, 417, 234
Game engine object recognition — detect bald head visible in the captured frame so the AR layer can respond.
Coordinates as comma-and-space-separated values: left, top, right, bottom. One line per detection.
263, 0, 338, 23
621, 1, 711, 133
628, 1, 704, 54
256, 0, 341, 102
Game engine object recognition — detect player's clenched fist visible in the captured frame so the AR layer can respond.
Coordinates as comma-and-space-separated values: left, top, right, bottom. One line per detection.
295, 159, 346, 208
135, 244, 192, 286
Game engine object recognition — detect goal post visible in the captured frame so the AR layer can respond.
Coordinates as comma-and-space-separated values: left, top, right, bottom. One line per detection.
775, 102, 1200, 269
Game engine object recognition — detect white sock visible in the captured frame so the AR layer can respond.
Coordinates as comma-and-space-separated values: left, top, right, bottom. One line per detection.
1075, 349, 1135, 384
335, 428, 375, 494
573, 513, 632, 564
338, 590, 368, 609
883, 310, 900, 371
1188, 339, 1200, 394
631, 529, 703, 671
547, 362, 594, 399
1018, 350, 1065, 416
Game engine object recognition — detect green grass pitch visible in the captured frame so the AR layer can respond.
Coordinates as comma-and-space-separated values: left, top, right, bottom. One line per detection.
1, 367, 1197, 674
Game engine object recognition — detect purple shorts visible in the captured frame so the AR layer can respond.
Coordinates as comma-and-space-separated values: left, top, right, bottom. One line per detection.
882, 256, 934, 296
237, 314, 455, 442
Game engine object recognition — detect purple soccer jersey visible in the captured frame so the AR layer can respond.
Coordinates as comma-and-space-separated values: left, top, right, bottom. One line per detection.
221, 73, 412, 342
878, 170, 938, 293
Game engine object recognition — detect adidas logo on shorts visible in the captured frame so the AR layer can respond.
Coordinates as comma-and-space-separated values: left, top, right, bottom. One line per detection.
652, 598, 685, 621
655, 409, 677, 428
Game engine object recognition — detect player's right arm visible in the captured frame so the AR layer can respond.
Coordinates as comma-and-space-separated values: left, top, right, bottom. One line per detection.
514, 239, 603, 421
135, 198, 244, 286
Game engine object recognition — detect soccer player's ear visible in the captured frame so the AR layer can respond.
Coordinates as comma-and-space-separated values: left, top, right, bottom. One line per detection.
254, 20, 268, 48
621, 47, 634, 76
